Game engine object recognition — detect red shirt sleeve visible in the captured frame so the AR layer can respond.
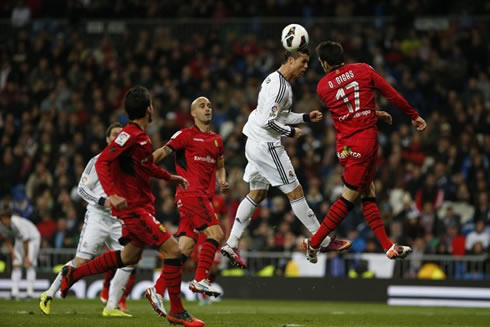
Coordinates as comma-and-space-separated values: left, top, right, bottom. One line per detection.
369, 66, 420, 120
95, 130, 136, 196
166, 129, 189, 151
147, 163, 172, 181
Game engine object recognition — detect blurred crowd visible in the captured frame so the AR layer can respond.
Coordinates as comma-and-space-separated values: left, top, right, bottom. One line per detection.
0, 3, 489, 279
2, 0, 489, 21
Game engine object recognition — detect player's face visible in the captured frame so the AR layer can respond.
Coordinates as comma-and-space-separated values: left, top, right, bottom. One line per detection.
106, 127, 122, 144
0, 216, 10, 228
292, 54, 309, 78
193, 99, 213, 124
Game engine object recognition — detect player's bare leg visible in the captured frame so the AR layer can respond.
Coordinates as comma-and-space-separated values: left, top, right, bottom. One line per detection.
189, 225, 223, 297
222, 188, 267, 268
361, 182, 412, 259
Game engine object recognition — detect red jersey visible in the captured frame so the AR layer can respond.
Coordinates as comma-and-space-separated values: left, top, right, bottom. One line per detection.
317, 63, 419, 142
166, 126, 224, 198
95, 122, 171, 216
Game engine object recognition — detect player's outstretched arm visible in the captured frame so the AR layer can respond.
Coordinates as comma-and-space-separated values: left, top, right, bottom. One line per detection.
167, 174, 189, 190
412, 116, 427, 131
216, 158, 229, 192
375, 110, 392, 125
152, 145, 174, 164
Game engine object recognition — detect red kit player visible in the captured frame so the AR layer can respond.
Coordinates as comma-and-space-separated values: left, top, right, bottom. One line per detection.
303, 41, 427, 261
60, 86, 204, 327
145, 97, 228, 315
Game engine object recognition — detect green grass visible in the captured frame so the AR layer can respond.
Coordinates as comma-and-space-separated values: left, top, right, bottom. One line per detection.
1, 298, 489, 327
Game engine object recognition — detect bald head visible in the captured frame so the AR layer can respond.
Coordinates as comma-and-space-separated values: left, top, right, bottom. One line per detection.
191, 96, 210, 111
190, 96, 213, 126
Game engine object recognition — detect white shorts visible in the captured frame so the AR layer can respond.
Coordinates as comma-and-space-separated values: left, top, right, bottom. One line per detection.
243, 139, 299, 193
13, 237, 40, 267
76, 210, 123, 260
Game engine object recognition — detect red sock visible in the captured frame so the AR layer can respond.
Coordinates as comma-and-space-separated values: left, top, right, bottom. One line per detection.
311, 197, 354, 248
73, 250, 124, 281
103, 269, 116, 289
154, 270, 166, 296
163, 258, 184, 314
195, 239, 219, 282
121, 269, 136, 300
362, 198, 393, 250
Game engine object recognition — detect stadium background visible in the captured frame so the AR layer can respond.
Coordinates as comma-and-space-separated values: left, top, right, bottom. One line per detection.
0, 0, 489, 304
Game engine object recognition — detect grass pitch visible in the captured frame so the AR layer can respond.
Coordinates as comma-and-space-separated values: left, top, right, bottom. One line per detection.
1, 298, 489, 327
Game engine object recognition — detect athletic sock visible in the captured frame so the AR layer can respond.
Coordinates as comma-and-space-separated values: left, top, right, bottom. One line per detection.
103, 269, 116, 289
106, 267, 133, 310
154, 255, 187, 297
163, 258, 184, 314
195, 239, 219, 282
120, 269, 136, 301
289, 196, 331, 247
72, 250, 124, 281
46, 260, 74, 297
11, 267, 21, 298
26, 267, 36, 297
311, 197, 354, 249
362, 197, 393, 250
227, 195, 258, 248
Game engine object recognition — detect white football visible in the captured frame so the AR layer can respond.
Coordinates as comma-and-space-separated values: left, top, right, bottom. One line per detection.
281, 24, 309, 52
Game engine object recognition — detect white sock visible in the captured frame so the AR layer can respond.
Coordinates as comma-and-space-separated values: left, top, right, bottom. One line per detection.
106, 267, 133, 310
46, 260, 75, 297
290, 197, 331, 247
11, 267, 21, 298
26, 267, 36, 297
227, 195, 258, 248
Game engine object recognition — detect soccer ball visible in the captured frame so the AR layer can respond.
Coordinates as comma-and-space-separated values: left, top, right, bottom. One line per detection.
281, 24, 309, 52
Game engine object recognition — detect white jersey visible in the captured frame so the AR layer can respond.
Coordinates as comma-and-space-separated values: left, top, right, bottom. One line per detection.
0, 215, 41, 241
78, 153, 115, 220
243, 70, 306, 143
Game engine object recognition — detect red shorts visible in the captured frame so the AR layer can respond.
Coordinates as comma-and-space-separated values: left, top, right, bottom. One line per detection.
175, 196, 220, 242
337, 135, 378, 193
119, 209, 172, 248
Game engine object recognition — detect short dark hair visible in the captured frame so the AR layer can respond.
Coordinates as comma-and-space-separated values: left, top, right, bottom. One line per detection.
105, 122, 123, 137
316, 41, 344, 66
282, 47, 310, 64
124, 86, 151, 120
0, 203, 11, 218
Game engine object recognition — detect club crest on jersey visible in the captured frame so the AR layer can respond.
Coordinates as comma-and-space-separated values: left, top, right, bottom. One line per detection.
159, 225, 167, 233
269, 105, 279, 118
214, 139, 219, 147
81, 176, 88, 185
115, 131, 130, 146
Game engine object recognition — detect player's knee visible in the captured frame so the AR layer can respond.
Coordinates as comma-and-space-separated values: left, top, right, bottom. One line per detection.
286, 184, 304, 201
121, 251, 140, 266
249, 190, 267, 203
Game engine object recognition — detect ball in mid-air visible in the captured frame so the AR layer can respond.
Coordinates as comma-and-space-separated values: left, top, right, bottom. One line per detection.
281, 24, 309, 52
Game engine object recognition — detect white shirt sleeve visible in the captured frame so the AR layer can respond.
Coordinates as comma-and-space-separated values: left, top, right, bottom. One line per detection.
264, 76, 295, 137
284, 112, 307, 125
77, 156, 104, 207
